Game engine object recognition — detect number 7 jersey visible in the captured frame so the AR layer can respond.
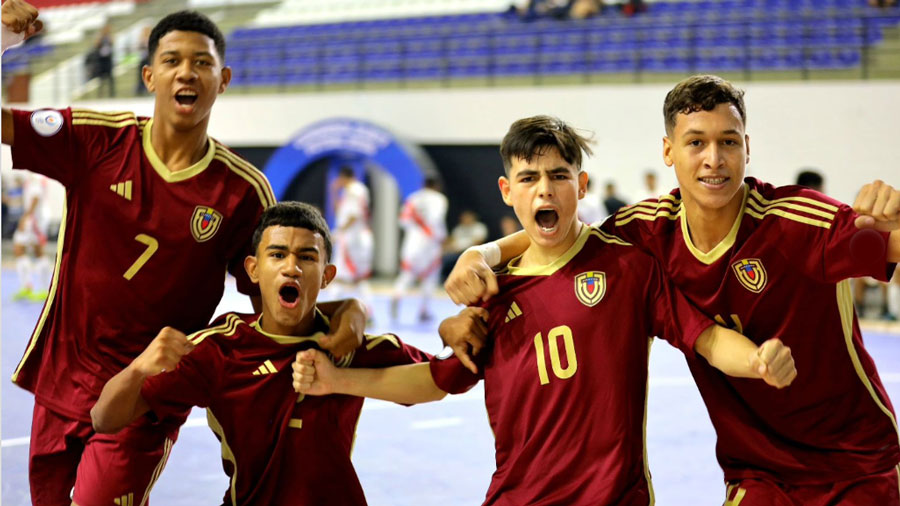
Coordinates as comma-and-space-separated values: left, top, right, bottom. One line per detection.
9, 108, 275, 423
431, 225, 712, 505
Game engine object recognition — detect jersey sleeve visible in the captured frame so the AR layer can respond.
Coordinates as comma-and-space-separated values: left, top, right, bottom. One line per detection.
797, 201, 896, 283
349, 333, 433, 368
227, 190, 268, 296
10, 108, 116, 187
140, 340, 223, 420
643, 254, 711, 357
429, 354, 482, 394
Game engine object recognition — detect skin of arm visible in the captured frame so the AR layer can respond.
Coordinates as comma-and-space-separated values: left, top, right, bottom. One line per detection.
293, 350, 447, 404
693, 324, 797, 389
316, 298, 367, 357
2, 108, 13, 146
444, 230, 530, 306
91, 327, 194, 433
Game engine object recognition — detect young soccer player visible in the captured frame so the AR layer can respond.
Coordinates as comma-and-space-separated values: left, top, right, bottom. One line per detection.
91, 202, 431, 505
294, 116, 798, 505
330, 166, 375, 306
447, 77, 900, 504
1, 6, 366, 505
391, 175, 449, 322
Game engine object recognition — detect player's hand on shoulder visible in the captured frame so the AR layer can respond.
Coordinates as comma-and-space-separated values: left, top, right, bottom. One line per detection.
320, 299, 366, 358
2, 0, 42, 38
292, 349, 335, 396
438, 307, 489, 374
133, 326, 195, 377
854, 180, 900, 232
445, 250, 499, 306
749, 338, 797, 389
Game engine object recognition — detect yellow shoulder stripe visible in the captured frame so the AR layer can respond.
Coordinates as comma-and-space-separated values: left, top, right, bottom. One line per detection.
590, 228, 632, 246
214, 152, 276, 209
188, 313, 244, 345
745, 207, 832, 229
72, 118, 138, 129
747, 195, 835, 221
616, 199, 680, 220
615, 205, 681, 227
365, 333, 401, 350
72, 109, 135, 121
749, 188, 838, 213
215, 145, 276, 206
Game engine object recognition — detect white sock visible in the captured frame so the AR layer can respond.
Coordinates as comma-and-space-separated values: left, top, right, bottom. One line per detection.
34, 256, 52, 289
16, 256, 33, 291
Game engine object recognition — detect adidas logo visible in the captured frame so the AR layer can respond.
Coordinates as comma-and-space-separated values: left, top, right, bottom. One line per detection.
252, 360, 277, 376
109, 181, 133, 201
113, 493, 134, 506
505, 302, 523, 323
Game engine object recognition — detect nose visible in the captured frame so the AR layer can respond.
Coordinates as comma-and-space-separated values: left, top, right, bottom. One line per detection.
281, 256, 302, 277
704, 143, 722, 169
175, 59, 198, 82
537, 174, 553, 197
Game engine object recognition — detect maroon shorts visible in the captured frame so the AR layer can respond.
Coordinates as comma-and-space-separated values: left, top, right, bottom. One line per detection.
724, 467, 900, 506
29, 403, 176, 506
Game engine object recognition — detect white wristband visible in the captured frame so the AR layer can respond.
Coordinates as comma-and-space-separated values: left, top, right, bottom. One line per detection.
2, 24, 26, 54
468, 242, 501, 268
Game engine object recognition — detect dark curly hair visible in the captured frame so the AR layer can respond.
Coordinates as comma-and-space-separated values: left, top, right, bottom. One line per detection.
663, 75, 746, 134
251, 202, 333, 262
148, 10, 226, 62
500, 115, 594, 173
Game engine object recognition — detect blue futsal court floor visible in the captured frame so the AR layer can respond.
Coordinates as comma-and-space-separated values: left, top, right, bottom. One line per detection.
3, 270, 900, 505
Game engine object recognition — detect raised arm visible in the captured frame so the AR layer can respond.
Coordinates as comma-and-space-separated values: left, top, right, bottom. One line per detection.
444, 230, 529, 305
694, 325, 797, 389
853, 180, 900, 263
293, 349, 447, 404
316, 298, 367, 357
91, 327, 194, 433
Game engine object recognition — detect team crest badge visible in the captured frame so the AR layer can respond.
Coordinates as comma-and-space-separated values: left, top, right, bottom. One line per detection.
191, 206, 223, 242
574, 271, 606, 307
731, 258, 767, 293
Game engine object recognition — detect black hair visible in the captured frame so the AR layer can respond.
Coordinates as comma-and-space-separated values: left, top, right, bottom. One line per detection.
148, 10, 226, 62
251, 202, 333, 262
796, 170, 824, 190
500, 115, 593, 173
664, 75, 746, 134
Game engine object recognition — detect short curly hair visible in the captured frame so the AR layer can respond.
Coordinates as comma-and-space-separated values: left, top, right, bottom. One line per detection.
663, 75, 746, 134
148, 10, 226, 62
251, 202, 333, 262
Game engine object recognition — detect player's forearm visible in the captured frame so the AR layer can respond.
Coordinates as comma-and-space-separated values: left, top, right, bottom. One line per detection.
333, 363, 447, 404
91, 365, 151, 433
496, 230, 530, 265
694, 325, 760, 379
888, 230, 900, 264
2, 108, 14, 146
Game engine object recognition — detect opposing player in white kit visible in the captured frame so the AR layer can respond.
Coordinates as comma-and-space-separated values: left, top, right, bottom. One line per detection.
391, 175, 448, 322
12, 171, 53, 302
330, 166, 375, 312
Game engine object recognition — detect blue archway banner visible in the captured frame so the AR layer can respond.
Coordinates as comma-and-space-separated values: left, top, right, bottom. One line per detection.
264, 118, 427, 202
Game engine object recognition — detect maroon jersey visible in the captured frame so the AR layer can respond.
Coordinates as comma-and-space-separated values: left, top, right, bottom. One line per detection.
603, 177, 899, 484
10, 108, 275, 423
431, 225, 711, 506
141, 311, 430, 505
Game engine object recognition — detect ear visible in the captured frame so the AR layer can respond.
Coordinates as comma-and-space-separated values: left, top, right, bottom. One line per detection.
662, 136, 674, 167
219, 66, 232, 94
244, 255, 259, 284
141, 64, 154, 93
498, 176, 512, 207
577, 171, 588, 200
321, 264, 337, 289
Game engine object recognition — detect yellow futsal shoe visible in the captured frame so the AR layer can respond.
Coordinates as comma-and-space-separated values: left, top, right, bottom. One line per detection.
29, 289, 49, 302
12, 287, 33, 301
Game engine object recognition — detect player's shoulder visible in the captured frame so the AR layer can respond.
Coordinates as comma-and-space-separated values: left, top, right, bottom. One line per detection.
187, 312, 255, 347
360, 333, 404, 351
609, 191, 683, 232
743, 177, 843, 231
209, 139, 276, 208
69, 108, 143, 133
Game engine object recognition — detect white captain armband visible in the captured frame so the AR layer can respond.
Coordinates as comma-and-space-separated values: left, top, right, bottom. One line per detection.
466, 242, 501, 268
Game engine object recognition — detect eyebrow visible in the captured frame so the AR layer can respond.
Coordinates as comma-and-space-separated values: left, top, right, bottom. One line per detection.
684, 129, 742, 136
159, 50, 215, 58
265, 244, 319, 254
516, 167, 573, 177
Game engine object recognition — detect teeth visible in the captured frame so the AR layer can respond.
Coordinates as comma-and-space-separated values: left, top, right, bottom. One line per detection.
176, 91, 197, 97
701, 177, 726, 184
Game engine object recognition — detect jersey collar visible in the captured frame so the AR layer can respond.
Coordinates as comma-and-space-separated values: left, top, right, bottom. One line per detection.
679, 184, 748, 265
142, 118, 216, 183
506, 223, 592, 277
251, 308, 330, 345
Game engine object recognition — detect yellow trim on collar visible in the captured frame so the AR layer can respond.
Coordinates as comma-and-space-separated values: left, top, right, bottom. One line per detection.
680, 185, 747, 265
507, 224, 592, 277
142, 118, 216, 183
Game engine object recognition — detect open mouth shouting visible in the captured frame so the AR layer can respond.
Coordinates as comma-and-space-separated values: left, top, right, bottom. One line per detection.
174, 89, 199, 113
534, 207, 560, 234
278, 282, 300, 309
